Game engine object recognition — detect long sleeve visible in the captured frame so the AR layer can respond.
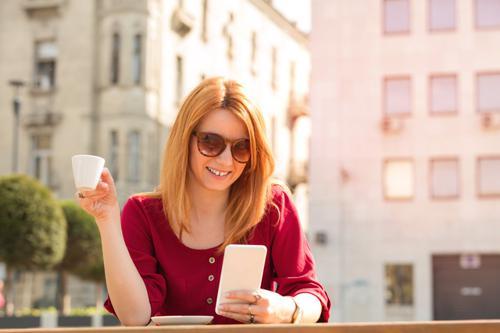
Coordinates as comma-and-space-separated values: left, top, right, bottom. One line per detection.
270, 186, 331, 322
104, 196, 167, 316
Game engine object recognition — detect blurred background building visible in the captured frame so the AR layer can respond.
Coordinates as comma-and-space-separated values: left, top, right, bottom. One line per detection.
0, 0, 311, 311
310, 0, 500, 322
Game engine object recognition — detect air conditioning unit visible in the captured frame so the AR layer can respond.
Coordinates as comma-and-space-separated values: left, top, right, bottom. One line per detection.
481, 112, 500, 129
380, 116, 404, 133
171, 7, 194, 37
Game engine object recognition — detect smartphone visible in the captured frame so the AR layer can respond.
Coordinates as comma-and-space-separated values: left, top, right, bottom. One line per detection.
215, 244, 267, 315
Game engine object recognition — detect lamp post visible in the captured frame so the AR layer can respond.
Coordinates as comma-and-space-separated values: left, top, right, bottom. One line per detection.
9, 80, 25, 173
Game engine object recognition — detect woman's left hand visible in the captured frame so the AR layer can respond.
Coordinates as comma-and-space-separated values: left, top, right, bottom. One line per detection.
217, 289, 295, 324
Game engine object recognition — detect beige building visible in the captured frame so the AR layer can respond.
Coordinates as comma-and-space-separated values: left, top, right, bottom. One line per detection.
310, 0, 500, 323
0, 0, 310, 311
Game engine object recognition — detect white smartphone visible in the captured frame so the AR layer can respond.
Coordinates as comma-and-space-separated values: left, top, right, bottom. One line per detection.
215, 244, 267, 315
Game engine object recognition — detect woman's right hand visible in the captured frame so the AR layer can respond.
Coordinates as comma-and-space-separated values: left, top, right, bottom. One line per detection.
76, 167, 120, 224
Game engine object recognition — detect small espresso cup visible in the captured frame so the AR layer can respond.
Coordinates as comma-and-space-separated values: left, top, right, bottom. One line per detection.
71, 154, 105, 191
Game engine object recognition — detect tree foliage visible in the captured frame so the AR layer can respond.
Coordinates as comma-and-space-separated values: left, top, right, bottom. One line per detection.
0, 174, 66, 269
59, 200, 104, 282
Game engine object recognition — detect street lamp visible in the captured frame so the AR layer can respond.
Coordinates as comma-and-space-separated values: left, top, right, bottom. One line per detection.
9, 80, 26, 173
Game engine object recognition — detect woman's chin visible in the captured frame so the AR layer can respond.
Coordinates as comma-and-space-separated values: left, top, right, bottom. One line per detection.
202, 178, 234, 192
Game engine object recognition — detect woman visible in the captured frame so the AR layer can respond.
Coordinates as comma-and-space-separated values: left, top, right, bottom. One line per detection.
77, 77, 330, 325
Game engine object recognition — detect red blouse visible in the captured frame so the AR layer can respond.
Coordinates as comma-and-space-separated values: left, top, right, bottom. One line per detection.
104, 185, 331, 324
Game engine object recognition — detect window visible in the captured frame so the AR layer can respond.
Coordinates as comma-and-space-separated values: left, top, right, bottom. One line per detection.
290, 62, 296, 96
34, 41, 57, 90
271, 115, 277, 154
476, 0, 500, 28
127, 131, 141, 182
31, 134, 52, 186
225, 12, 235, 61
176, 55, 183, 105
385, 264, 414, 306
384, 77, 412, 116
271, 47, 278, 91
430, 75, 457, 114
109, 130, 119, 182
132, 34, 142, 85
383, 159, 414, 200
384, 0, 410, 34
250, 31, 257, 76
429, 0, 456, 30
477, 157, 500, 197
201, 0, 209, 42
111, 32, 120, 85
148, 133, 160, 184
430, 158, 459, 199
477, 73, 500, 113
148, 133, 158, 184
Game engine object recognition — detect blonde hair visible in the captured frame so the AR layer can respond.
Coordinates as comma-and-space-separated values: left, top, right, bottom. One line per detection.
143, 77, 275, 252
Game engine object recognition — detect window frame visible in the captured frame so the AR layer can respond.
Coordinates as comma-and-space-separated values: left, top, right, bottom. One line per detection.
428, 0, 457, 32
382, 0, 411, 35
127, 130, 142, 183
383, 76, 413, 118
201, 0, 209, 42
271, 47, 278, 91
429, 157, 460, 200
33, 40, 57, 91
383, 158, 415, 201
384, 263, 414, 307
476, 71, 500, 113
250, 31, 258, 77
132, 33, 143, 85
110, 31, 121, 85
108, 130, 120, 182
475, 0, 500, 30
477, 155, 500, 198
429, 74, 459, 116
30, 133, 53, 187
175, 55, 183, 106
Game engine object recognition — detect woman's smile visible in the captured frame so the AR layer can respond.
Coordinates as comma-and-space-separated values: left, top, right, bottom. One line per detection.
206, 166, 232, 177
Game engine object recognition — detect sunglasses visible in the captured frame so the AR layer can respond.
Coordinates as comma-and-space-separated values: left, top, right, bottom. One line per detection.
192, 131, 251, 163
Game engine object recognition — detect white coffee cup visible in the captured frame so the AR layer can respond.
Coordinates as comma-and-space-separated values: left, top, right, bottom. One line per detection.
72, 154, 105, 191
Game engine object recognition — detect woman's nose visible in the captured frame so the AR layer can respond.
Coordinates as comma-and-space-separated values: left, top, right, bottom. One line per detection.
216, 144, 233, 166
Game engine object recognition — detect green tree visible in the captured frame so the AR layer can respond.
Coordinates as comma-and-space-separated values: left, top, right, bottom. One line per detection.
58, 200, 104, 314
0, 174, 66, 316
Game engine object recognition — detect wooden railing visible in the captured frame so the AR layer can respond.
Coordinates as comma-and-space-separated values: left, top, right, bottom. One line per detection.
1, 321, 500, 333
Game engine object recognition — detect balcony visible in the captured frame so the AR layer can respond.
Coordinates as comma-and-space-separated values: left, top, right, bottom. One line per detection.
171, 7, 194, 37
23, 112, 63, 128
287, 94, 309, 128
23, 0, 65, 16
287, 160, 308, 189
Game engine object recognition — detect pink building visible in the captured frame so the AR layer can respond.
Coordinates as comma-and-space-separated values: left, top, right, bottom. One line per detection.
310, 0, 500, 322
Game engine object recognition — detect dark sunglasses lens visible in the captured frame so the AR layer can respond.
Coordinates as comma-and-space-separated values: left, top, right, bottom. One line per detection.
198, 133, 225, 157
232, 139, 250, 162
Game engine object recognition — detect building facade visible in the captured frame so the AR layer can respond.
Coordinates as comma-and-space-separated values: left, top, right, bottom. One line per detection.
0, 0, 310, 310
310, 0, 500, 322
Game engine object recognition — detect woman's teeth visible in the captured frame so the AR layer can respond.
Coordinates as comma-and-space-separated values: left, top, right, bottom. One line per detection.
207, 166, 230, 177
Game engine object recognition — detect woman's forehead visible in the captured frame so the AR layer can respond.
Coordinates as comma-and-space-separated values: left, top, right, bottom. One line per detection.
197, 109, 249, 139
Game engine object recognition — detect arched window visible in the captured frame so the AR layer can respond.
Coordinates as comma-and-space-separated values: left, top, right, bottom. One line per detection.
111, 32, 121, 84
127, 130, 141, 182
201, 0, 209, 41
132, 33, 142, 84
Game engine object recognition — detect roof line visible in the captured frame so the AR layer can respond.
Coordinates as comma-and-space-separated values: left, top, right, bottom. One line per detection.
248, 0, 309, 46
